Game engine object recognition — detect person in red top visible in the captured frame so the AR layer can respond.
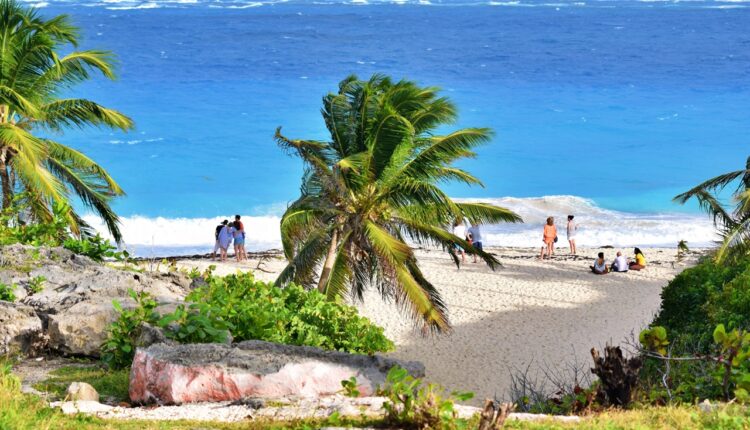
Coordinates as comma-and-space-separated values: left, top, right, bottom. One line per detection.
539, 216, 557, 260
235, 214, 245, 240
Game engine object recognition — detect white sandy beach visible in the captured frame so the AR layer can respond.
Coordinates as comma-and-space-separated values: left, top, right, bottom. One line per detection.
175, 246, 701, 404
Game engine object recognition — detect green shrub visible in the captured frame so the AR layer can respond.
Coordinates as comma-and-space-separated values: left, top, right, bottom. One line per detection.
26, 276, 45, 295
653, 255, 750, 349
158, 303, 233, 344
101, 289, 160, 369
186, 272, 393, 354
379, 365, 473, 430
62, 235, 129, 262
0, 283, 16, 302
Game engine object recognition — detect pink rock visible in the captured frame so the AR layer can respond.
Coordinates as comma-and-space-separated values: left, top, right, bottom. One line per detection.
129, 341, 423, 405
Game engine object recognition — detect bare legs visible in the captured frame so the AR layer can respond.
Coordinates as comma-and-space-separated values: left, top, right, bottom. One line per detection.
539, 241, 554, 259
569, 238, 576, 255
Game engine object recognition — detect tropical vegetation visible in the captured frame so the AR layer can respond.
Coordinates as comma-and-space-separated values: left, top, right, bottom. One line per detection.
275, 74, 522, 333
0, 0, 132, 242
101, 271, 393, 369
674, 156, 750, 263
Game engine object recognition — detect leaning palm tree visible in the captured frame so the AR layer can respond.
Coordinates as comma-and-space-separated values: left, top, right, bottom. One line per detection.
0, 0, 133, 241
674, 156, 750, 262
275, 74, 522, 332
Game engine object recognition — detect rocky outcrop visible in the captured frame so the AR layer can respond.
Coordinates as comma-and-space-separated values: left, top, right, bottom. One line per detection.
129, 340, 425, 405
0, 244, 191, 357
0, 301, 44, 356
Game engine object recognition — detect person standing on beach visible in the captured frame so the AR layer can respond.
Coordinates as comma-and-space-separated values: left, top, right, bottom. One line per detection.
452, 219, 467, 264
567, 215, 577, 255
217, 221, 233, 262
232, 220, 246, 262
468, 222, 483, 263
213, 219, 228, 259
235, 214, 245, 239
539, 216, 557, 259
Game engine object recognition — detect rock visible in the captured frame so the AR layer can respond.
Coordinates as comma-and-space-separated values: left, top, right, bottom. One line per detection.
129, 340, 425, 405
51, 400, 114, 415
0, 301, 45, 356
135, 323, 177, 348
47, 300, 134, 357
66, 382, 100, 402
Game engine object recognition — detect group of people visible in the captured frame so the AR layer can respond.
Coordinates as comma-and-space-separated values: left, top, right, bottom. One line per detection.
590, 248, 647, 274
450, 220, 484, 264
539, 215, 578, 259
213, 215, 247, 262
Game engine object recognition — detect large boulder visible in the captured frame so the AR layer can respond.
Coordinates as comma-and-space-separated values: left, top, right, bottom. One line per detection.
0, 244, 192, 357
129, 340, 424, 405
0, 301, 44, 356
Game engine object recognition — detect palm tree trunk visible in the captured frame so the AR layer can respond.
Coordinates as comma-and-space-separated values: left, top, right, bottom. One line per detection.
0, 148, 12, 212
317, 229, 339, 294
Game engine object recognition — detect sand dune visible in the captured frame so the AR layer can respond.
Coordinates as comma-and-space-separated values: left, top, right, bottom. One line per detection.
176, 246, 700, 404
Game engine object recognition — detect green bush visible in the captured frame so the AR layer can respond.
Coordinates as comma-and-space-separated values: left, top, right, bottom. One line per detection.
62, 235, 129, 262
653, 255, 750, 349
186, 272, 394, 355
158, 303, 232, 344
101, 290, 160, 369
0, 283, 16, 302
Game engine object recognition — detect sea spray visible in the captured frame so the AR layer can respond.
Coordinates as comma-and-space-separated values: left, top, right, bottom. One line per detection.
84, 196, 717, 257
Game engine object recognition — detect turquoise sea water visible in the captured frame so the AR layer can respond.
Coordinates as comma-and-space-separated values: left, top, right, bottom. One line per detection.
33, 0, 749, 254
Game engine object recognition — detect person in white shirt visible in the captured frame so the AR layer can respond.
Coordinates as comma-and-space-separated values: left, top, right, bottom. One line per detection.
567, 215, 577, 255
468, 223, 483, 263
452, 219, 466, 264
611, 251, 629, 272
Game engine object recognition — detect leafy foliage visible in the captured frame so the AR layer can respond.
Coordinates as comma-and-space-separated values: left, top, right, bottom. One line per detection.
379, 365, 474, 430
340, 376, 360, 398
26, 276, 45, 295
0, 282, 15, 302
674, 156, 750, 263
186, 272, 393, 354
62, 234, 129, 262
0, 0, 133, 241
157, 303, 232, 344
276, 74, 522, 333
100, 289, 159, 369
639, 327, 670, 356
653, 255, 750, 348
102, 272, 393, 369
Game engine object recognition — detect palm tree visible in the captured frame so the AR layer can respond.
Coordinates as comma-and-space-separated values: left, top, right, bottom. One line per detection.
0, 0, 133, 241
275, 74, 522, 333
674, 156, 750, 262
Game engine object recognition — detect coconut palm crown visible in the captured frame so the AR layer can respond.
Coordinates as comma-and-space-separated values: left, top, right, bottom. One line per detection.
275, 74, 522, 333
0, 0, 133, 241
674, 156, 750, 263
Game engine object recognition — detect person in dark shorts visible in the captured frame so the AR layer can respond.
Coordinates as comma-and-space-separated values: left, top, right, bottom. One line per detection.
468, 222, 483, 263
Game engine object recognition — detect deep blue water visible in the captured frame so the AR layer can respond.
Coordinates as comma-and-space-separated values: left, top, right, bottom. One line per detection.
30, 0, 750, 251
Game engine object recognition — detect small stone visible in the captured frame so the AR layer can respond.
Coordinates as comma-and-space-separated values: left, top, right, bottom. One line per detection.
67, 382, 99, 402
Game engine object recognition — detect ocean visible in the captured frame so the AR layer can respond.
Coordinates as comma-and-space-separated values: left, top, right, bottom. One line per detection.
33, 0, 748, 256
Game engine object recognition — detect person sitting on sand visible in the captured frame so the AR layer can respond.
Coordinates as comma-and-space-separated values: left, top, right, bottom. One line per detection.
452, 219, 467, 264
468, 222, 483, 263
539, 216, 557, 259
567, 215, 577, 255
213, 219, 228, 259
611, 251, 629, 272
590, 252, 609, 275
232, 220, 246, 262
629, 247, 647, 271
217, 221, 233, 262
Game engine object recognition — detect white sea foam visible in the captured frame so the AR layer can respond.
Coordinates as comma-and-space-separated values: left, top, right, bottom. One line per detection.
456, 195, 717, 249
82, 195, 717, 257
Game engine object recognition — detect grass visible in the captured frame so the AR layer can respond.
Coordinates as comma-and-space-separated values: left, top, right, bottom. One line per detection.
32, 365, 130, 403
4, 363, 750, 429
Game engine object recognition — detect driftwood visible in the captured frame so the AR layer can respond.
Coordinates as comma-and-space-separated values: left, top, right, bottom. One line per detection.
590, 346, 643, 407
477, 399, 514, 430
